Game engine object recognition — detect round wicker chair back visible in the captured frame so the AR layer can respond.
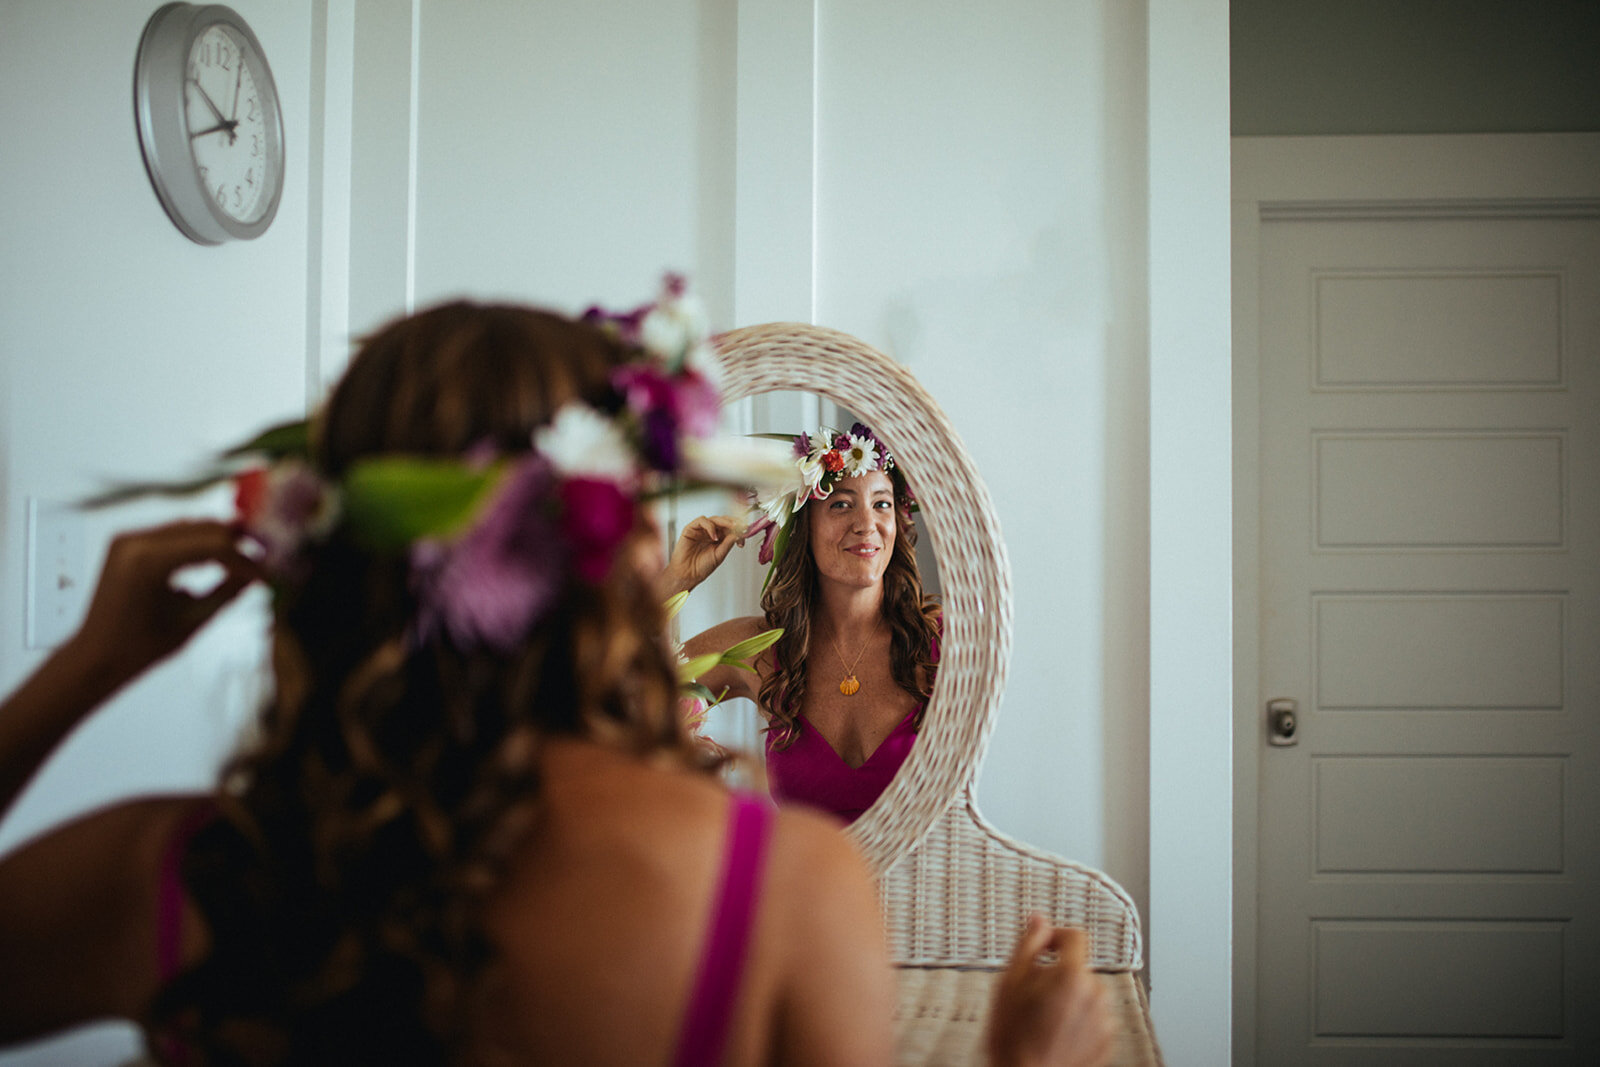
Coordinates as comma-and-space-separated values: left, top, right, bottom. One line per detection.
714, 321, 1008, 872
714, 324, 1159, 1065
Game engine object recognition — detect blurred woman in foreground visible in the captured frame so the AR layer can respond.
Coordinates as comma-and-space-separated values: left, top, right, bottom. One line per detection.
0, 286, 1110, 1065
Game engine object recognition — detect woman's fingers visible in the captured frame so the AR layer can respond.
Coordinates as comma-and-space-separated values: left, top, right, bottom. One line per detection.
990, 919, 1113, 1067
1003, 914, 1055, 982
74, 520, 264, 680
674, 516, 746, 574
683, 514, 744, 544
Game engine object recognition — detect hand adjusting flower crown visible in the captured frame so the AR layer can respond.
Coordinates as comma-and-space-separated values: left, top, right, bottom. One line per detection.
744, 422, 908, 573
90, 275, 792, 654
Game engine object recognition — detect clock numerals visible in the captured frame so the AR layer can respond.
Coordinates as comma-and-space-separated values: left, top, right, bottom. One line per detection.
196, 37, 233, 71
137, 6, 283, 241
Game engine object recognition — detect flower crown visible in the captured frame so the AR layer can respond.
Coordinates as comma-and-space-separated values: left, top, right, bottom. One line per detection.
744, 422, 910, 575
89, 276, 793, 654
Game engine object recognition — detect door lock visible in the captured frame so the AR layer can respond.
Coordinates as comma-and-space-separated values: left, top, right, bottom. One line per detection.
1267, 698, 1298, 746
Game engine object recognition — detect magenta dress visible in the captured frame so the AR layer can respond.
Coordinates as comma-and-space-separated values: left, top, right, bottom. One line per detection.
765, 627, 938, 823
765, 708, 920, 823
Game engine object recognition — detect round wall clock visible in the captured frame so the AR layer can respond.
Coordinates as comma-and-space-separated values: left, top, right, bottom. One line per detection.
134, 3, 285, 244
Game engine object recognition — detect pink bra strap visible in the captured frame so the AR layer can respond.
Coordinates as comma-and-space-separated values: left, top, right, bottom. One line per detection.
157, 804, 214, 984
673, 793, 774, 1067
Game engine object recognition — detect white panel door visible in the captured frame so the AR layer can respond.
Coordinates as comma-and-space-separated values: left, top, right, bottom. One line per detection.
1254, 210, 1600, 1064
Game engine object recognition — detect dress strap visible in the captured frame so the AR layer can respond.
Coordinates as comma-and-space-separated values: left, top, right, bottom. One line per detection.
156, 803, 214, 984
673, 792, 775, 1067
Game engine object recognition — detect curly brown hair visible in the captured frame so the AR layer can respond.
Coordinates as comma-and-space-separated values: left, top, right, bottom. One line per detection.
148, 304, 707, 1064
758, 468, 941, 749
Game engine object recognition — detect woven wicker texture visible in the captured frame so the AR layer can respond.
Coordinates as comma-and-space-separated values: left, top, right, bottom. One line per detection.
879, 796, 1143, 972
894, 970, 1163, 1067
713, 323, 1158, 1064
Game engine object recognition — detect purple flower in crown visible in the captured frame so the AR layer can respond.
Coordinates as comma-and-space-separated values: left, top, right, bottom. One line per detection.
792, 433, 809, 457
612, 364, 719, 472
579, 303, 650, 347
410, 456, 564, 652
233, 462, 339, 579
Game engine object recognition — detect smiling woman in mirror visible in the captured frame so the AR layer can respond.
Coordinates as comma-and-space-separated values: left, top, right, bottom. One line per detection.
662, 425, 941, 823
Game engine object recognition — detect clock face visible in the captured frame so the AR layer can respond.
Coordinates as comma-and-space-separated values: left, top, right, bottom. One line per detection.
185, 24, 272, 225
135, 3, 285, 244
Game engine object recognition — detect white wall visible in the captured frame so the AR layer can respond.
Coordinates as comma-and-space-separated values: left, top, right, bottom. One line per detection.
410, 0, 737, 325
1148, 2, 1233, 1062
0, 2, 317, 1063
809, 0, 1152, 922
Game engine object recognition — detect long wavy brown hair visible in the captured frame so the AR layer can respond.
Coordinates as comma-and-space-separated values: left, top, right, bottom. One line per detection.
759, 468, 941, 749
147, 304, 706, 1065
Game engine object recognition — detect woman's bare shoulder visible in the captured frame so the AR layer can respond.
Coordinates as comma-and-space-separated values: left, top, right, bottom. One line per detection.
765, 807, 870, 888
761, 807, 897, 1062
0, 793, 211, 1039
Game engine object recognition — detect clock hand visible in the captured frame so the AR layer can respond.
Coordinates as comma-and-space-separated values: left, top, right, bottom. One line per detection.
229, 57, 244, 122
189, 120, 239, 140
188, 77, 229, 126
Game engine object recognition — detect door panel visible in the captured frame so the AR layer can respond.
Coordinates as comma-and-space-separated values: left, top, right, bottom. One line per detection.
1255, 214, 1599, 1064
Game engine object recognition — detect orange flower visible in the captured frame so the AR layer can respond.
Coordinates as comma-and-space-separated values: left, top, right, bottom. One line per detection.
233, 468, 269, 523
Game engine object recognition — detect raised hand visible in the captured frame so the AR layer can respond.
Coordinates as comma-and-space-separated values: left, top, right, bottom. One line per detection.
661, 514, 746, 597
0, 521, 261, 819
71, 521, 263, 687
987, 917, 1115, 1067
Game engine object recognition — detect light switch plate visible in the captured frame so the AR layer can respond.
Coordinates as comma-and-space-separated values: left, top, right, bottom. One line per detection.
26, 498, 88, 649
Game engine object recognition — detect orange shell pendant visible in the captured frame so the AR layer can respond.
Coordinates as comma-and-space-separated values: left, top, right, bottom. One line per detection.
839, 675, 861, 696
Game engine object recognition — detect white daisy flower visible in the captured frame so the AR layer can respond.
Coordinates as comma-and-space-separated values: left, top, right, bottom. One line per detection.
535, 403, 636, 481
680, 339, 723, 388
639, 292, 710, 361
844, 433, 881, 476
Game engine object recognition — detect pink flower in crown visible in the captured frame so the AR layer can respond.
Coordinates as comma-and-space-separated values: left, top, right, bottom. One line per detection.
745, 514, 779, 565
233, 461, 339, 577
560, 477, 636, 583
410, 456, 564, 652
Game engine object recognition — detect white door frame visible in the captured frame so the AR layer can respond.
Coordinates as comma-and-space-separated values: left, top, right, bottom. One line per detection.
1230, 132, 1600, 1066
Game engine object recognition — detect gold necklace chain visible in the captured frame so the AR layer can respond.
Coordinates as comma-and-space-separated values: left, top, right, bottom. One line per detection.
828, 616, 881, 697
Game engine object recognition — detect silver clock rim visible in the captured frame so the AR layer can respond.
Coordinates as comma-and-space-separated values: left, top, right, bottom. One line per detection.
134, 2, 285, 245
